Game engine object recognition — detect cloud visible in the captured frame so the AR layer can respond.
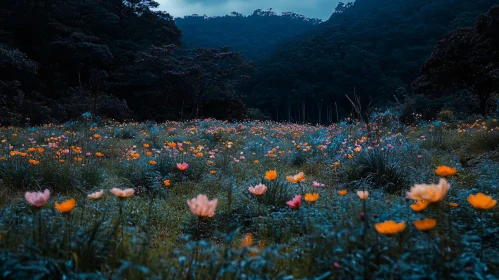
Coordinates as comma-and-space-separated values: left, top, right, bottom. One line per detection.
156, 0, 340, 20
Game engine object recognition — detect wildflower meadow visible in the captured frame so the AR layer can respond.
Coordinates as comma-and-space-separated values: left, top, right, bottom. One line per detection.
1, 114, 499, 279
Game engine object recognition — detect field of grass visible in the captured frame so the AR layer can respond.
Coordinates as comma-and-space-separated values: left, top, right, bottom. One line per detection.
1, 114, 499, 279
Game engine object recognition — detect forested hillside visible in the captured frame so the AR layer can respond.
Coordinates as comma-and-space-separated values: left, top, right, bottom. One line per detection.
0, 0, 253, 124
175, 10, 322, 62
0, 0, 498, 125
244, 0, 498, 122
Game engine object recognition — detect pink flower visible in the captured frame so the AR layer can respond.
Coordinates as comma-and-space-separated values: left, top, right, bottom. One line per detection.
421, 136, 425, 140
110, 188, 135, 198
313, 181, 324, 187
417, 155, 422, 159
286, 195, 302, 209
177, 163, 189, 171
86, 152, 92, 157
187, 194, 218, 217
248, 184, 267, 196
25, 189, 50, 207
88, 190, 104, 199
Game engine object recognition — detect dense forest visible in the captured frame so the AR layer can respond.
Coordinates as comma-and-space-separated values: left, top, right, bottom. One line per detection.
175, 10, 322, 62
0, 0, 498, 125
243, 0, 499, 122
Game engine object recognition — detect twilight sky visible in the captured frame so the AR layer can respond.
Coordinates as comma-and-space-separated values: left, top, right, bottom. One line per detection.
157, 0, 341, 20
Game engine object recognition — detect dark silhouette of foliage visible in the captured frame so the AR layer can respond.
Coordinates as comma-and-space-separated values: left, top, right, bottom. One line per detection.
243, 0, 497, 123
413, 5, 499, 115
0, 0, 254, 124
175, 10, 322, 63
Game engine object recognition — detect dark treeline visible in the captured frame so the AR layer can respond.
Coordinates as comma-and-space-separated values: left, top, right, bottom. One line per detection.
175, 9, 322, 63
0, 0, 254, 124
0, 0, 498, 125
243, 0, 498, 123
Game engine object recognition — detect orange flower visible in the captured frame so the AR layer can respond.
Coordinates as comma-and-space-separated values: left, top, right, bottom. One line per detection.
93, 134, 101, 139
55, 198, 76, 213
210, 170, 217, 175
304, 193, 319, 203
149, 160, 157, 165
338, 190, 347, 196
95, 152, 104, 157
163, 180, 171, 187
241, 233, 254, 247
435, 166, 456, 177
468, 193, 497, 210
74, 157, 83, 162
410, 200, 428, 212
357, 190, 369, 200
264, 170, 277, 181
110, 188, 135, 199
143, 144, 150, 148
407, 178, 450, 203
286, 172, 305, 183
59, 159, 65, 163
375, 220, 406, 235
29, 159, 40, 165
413, 218, 437, 231
146, 151, 153, 156
88, 190, 104, 199
36, 147, 44, 154
167, 142, 176, 149
254, 160, 259, 165
448, 202, 459, 207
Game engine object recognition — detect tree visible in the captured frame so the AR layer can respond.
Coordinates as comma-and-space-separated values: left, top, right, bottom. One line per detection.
412, 5, 499, 115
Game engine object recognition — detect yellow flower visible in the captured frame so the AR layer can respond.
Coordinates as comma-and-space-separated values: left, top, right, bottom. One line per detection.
375, 220, 406, 235
413, 218, 437, 231
407, 178, 450, 203
286, 172, 305, 183
357, 190, 369, 200
338, 190, 347, 196
410, 200, 428, 212
265, 170, 277, 181
304, 193, 319, 203
468, 193, 497, 210
55, 198, 76, 213
435, 166, 456, 177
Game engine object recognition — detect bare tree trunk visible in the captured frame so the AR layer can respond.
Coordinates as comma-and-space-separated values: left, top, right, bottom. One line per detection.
335, 102, 339, 122
302, 102, 306, 123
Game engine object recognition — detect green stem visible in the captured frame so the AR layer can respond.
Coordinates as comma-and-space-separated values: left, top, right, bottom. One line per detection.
479, 211, 484, 261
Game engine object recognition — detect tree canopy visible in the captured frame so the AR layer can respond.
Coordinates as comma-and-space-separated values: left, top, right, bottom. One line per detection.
413, 5, 499, 114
